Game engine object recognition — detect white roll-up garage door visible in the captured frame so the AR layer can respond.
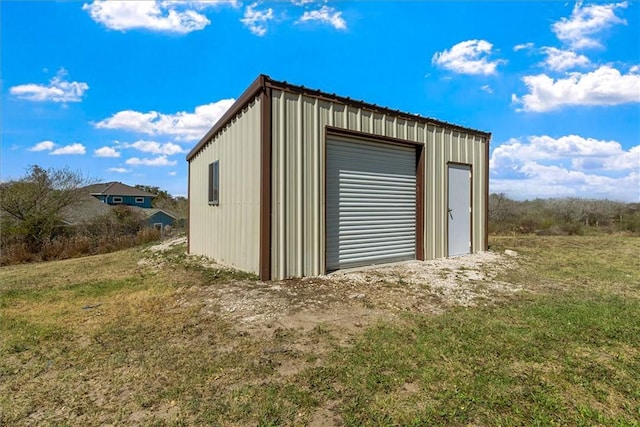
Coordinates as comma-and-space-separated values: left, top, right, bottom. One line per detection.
326, 136, 416, 271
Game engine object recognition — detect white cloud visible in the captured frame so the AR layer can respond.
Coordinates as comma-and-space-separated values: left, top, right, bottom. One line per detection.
82, 1, 235, 33
126, 155, 177, 166
513, 42, 535, 52
513, 65, 640, 112
50, 143, 86, 155
94, 99, 235, 141
481, 85, 493, 94
94, 146, 121, 157
168, 171, 177, 176
297, 5, 346, 30
601, 144, 640, 170
291, 0, 315, 5
491, 135, 634, 169
491, 169, 639, 202
490, 135, 640, 202
127, 140, 186, 155
552, 1, 628, 49
10, 68, 88, 103
432, 40, 506, 75
96, 111, 159, 134
108, 167, 131, 173
540, 47, 590, 71
161, 0, 238, 9
29, 140, 55, 152
240, 2, 273, 36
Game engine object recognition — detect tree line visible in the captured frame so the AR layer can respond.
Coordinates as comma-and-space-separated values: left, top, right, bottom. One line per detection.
489, 193, 640, 235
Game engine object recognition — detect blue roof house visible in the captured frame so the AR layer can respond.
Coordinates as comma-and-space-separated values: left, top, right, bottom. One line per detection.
82, 182, 177, 229
87, 182, 156, 208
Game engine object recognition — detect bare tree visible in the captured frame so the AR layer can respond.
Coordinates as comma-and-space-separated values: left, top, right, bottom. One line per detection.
1, 165, 91, 250
549, 197, 584, 223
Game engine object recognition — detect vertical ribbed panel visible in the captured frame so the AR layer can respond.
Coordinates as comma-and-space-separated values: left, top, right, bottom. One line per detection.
425, 125, 436, 259
347, 107, 360, 131
326, 137, 416, 270
270, 89, 488, 280
361, 111, 372, 133
385, 116, 395, 138
407, 122, 416, 142
397, 119, 406, 140
373, 113, 384, 134
188, 98, 261, 274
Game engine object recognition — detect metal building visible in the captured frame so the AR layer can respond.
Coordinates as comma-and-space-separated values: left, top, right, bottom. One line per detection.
187, 75, 490, 281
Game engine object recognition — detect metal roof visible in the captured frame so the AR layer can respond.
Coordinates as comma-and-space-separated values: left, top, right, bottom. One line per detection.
187, 74, 492, 161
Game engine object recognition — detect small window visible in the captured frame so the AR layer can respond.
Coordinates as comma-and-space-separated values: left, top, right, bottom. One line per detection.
135, 197, 144, 204
113, 196, 123, 204
208, 161, 219, 206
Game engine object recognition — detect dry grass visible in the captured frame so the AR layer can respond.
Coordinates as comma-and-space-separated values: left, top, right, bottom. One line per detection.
0, 228, 162, 266
490, 235, 640, 297
1, 236, 639, 425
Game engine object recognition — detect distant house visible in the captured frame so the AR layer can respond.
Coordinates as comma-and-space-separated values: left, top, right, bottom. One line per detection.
62, 193, 115, 225
129, 207, 178, 231
64, 182, 178, 230
85, 182, 156, 208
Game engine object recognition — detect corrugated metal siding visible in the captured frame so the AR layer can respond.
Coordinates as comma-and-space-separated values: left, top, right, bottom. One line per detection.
326, 137, 416, 270
271, 89, 488, 280
188, 98, 261, 274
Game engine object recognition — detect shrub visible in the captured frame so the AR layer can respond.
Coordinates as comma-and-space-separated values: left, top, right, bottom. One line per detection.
516, 218, 540, 234
560, 222, 583, 236
137, 228, 161, 244
0, 205, 163, 266
621, 211, 640, 233
488, 195, 635, 236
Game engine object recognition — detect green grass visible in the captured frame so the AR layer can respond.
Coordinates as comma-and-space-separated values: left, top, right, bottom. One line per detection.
489, 236, 640, 293
318, 294, 639, 425
1, 236, 639, 425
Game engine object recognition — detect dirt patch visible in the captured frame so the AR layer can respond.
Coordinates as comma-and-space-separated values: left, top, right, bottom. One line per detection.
153, 243, 520, 337
309, 400, 343, 427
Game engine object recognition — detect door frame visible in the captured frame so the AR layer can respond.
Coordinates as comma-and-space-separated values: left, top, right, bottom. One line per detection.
323, 126, 425, 273
446, 162, 473, 257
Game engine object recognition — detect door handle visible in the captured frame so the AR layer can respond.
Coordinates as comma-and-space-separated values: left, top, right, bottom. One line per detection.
448, 208, 453, 219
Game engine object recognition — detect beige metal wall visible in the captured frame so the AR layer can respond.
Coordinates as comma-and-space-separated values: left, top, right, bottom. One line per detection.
189, 98, 262, 274
271, 89, 488, 280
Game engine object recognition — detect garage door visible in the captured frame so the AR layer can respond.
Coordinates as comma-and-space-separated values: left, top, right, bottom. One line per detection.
326, 136, 416, 271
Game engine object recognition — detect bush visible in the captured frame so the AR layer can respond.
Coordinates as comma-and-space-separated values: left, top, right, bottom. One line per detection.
560, 222, 583, 236
516, 218, 540, 234
137, 228, 162, 244
0, 229, 163, 266
0, 205, 163, 266
621, 211, 640, 233
488, 195, 636, 236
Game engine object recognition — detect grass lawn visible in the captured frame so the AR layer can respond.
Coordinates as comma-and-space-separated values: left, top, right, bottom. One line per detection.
1, 236, 639, 426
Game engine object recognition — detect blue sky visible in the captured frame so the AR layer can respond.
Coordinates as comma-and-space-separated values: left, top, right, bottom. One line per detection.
2, 0, 639, 201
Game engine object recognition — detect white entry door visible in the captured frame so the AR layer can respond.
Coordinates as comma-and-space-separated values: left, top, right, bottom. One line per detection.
448, 164, 471, 256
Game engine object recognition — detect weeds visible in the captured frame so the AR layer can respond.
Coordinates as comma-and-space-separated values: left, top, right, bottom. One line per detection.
1, 229, 162, 266
145, 245, 259, 283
